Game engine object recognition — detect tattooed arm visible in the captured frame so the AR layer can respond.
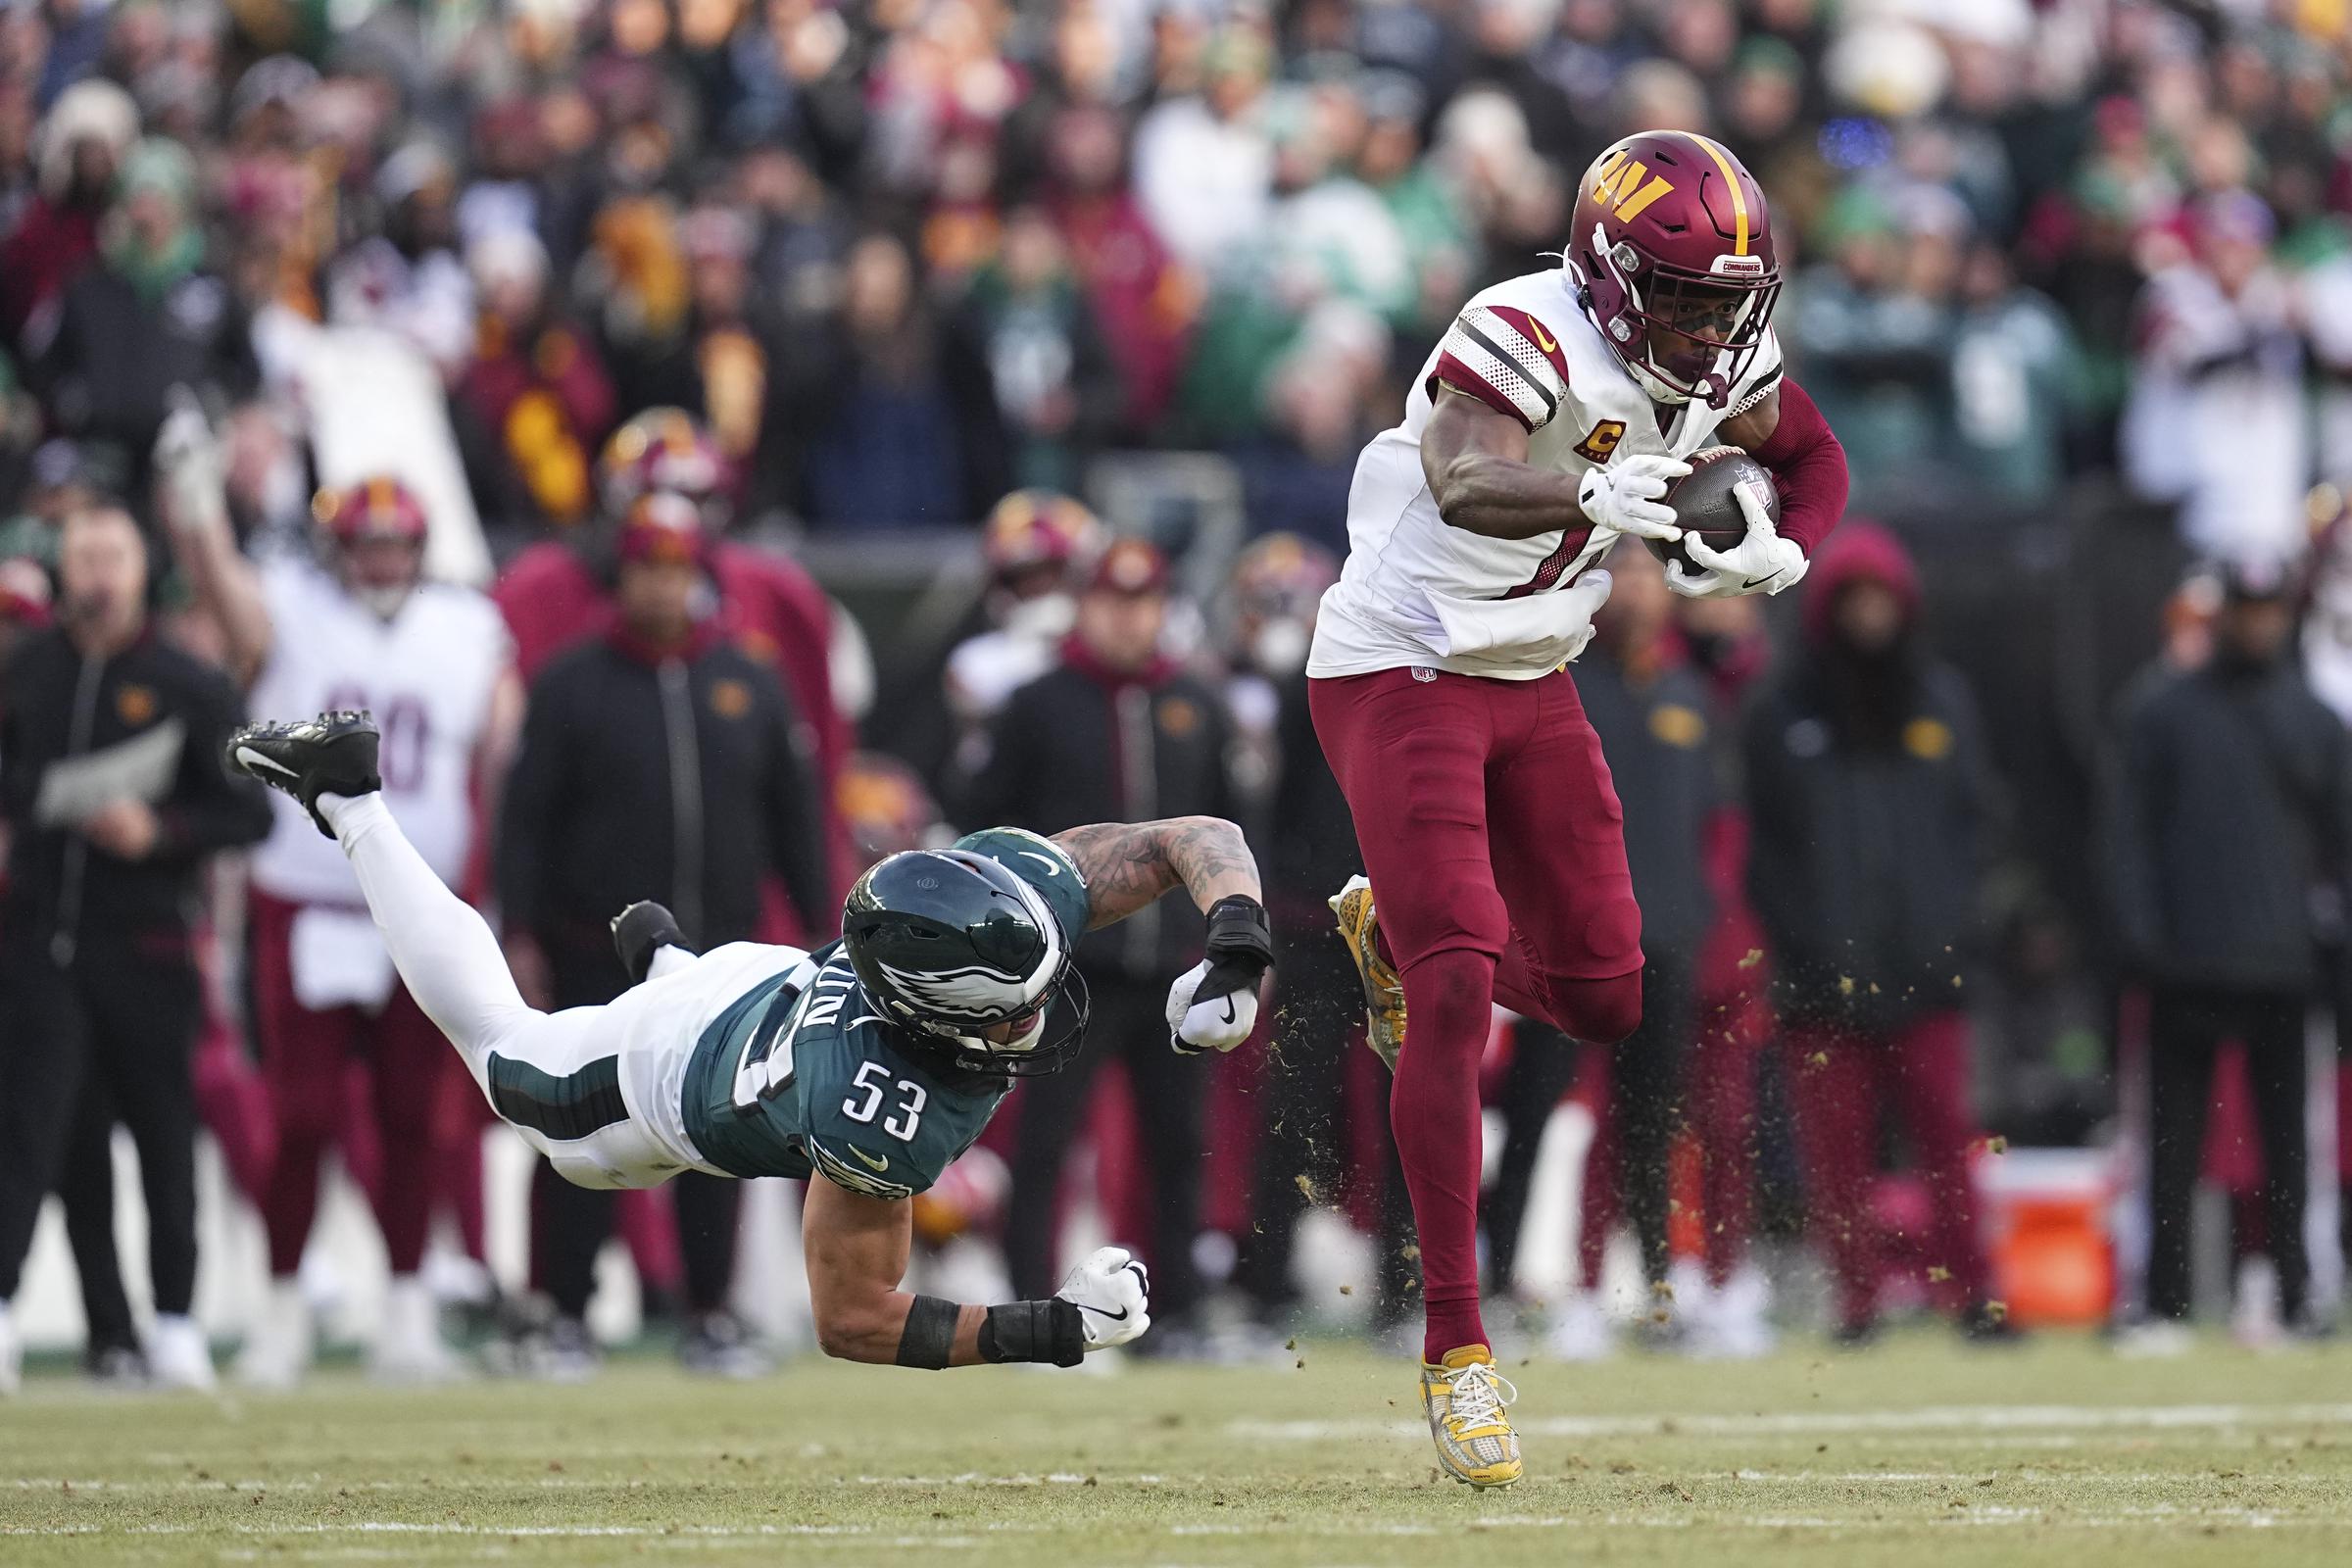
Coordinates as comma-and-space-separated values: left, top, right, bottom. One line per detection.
1053, 815, 1262, 931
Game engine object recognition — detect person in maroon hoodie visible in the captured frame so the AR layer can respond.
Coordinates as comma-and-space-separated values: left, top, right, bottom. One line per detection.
492, 408, 851, 918
1741, 522, 2007, 1344
959, 537, 1243, 1348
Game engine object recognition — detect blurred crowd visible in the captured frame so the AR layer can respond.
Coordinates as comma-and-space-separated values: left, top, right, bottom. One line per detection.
3, 0, 2352, 554
2, 0, 2352, 1388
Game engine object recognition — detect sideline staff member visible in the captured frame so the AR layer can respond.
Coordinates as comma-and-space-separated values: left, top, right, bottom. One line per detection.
0, 503, 270, 1393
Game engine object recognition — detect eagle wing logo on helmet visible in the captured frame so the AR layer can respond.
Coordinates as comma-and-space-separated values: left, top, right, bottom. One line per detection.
874, 961, 1045, 1016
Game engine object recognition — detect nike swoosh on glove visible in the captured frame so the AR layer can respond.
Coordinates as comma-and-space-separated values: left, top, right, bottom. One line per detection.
1667, 480, 1809, 599
1578, 454, 1689, 542
1167, 895, 1273, 1054
1056, 1246, 1152, 1349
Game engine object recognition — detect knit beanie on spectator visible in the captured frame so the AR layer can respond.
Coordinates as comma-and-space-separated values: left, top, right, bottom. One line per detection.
105, 138, 203, 300
38, 79, 139, 204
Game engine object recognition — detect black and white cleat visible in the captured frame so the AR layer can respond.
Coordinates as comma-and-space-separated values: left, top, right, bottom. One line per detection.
225, 710, 383, 837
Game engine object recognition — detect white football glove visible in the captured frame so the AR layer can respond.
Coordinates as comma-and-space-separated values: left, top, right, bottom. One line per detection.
1056, 1246, 1151, 1350
1666, 482, 1808, 599
153, 390, 229, 539
1165, 957, 1261, 1054
1578, 453, 1689, 542
1166, 895, 1273, 1054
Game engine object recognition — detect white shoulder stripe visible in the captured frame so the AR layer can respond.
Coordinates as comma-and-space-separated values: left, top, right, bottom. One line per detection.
1442, 307, 1567, 428
1460, 306, 1568, 403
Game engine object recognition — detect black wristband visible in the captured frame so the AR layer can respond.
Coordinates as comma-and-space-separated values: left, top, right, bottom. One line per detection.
1203, 895, 1273, 973
895, 1295, 960, 1369
978, 1298, 1085, 1367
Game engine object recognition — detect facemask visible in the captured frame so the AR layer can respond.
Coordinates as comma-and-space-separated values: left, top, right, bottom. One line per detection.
1003, 592, 1075, 641
1250, 616, 1311, 676
357, 583, 411, 620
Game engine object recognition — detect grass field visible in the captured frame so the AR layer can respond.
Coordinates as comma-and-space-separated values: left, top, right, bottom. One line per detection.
4, 1331, 2350, 1566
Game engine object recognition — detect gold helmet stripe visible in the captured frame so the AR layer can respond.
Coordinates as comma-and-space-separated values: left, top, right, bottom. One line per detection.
1682, 132, 1749, 256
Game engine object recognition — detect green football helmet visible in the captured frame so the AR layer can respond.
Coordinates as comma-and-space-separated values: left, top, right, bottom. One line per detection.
841, 849, 1090, 1077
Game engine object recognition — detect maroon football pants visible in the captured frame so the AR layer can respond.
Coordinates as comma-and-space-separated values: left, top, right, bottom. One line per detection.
250, 891, 452, 1278
1782, 1009, 1991, 1328
1312, 665, 1644, 1360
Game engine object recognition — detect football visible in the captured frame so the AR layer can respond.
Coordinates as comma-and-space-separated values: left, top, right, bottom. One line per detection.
1645, 446, 1780, 574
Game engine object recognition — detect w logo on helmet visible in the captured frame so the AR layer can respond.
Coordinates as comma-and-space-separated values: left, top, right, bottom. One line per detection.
1590, 149, 1674, 222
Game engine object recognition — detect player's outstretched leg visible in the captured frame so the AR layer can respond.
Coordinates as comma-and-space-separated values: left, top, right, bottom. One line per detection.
227, 712, 531, 1085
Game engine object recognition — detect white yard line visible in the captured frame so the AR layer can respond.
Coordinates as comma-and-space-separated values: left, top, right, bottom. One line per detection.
1231, 1400, 2352, 1443
9, 1506, 2352, 1545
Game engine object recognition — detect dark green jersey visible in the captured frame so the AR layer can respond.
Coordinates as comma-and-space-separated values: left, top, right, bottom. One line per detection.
678, 828, 1089, 1197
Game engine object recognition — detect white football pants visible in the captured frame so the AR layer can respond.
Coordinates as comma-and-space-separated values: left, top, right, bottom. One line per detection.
322, 792, 756, 1188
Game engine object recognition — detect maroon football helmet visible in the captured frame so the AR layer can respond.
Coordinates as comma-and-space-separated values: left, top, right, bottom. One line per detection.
599, 407, 734, 523
316, 476, 427, 616
1569, 131, 1780, 409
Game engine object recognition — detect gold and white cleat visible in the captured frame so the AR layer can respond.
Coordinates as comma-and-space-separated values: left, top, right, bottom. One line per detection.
1419, 1345, 1523, 1488
1329, 874, 1406, 1072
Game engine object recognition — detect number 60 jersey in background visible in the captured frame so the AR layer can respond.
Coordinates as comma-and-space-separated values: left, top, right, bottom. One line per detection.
246, 552, 512, 908
678, 828, 1091, 1200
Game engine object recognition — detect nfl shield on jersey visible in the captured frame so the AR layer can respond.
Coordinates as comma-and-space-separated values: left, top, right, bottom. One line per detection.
1308, 269, 1782, 683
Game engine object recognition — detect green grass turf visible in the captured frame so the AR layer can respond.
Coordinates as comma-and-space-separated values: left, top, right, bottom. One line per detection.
3, 1329, 2349, 1566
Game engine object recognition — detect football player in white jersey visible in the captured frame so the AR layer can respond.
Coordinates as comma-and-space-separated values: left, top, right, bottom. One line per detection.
1307, 131, 1851, 1486
218, 478, 523, 1387
941, 490, 1104, 774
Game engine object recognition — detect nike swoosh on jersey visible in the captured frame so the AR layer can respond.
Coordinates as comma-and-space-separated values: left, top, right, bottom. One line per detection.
236, 747, 300, 778
1532, 321, 1558, 354
1016, 851, 1063, 877
850, 1146, 891, 1172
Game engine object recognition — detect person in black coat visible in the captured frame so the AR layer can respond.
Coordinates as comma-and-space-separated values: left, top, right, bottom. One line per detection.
1742, 522, 2005, 1341
2108, 559, 2351, 1335
961, 537, 1242, 1341
495, 496, 828, 1374
1215, 536, 1415, 1330
1486, 541, 1717, 1326
0, 503, 270, 1391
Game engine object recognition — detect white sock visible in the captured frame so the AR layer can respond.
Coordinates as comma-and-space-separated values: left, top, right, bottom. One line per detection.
325, 790, 530, 1078
648, 943, 696, 981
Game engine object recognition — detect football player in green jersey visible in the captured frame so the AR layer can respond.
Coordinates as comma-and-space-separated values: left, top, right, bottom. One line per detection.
227, 710, 1271, 1369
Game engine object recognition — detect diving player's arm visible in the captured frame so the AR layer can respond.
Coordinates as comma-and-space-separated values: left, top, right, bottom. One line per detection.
802, 1176, 976, 1364
1053, 814, 1261, 930
1053, 816, 1274, 1054
801, 1176, 1149, 1367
